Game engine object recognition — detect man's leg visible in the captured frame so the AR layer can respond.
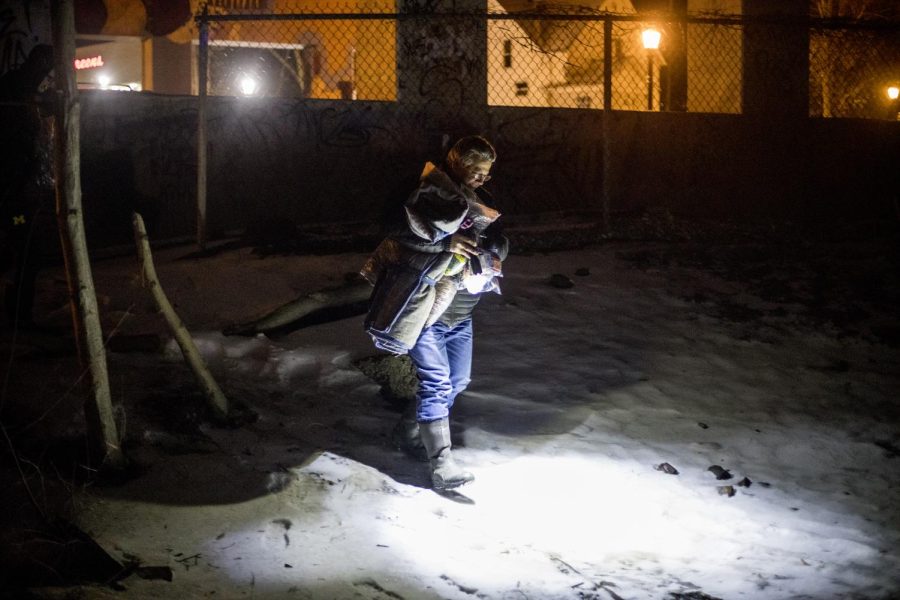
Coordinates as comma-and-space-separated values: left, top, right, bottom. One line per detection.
391, 323, 450, 461
444, 318, 473, 413
410, 322, 474, 490
409, 323, 453, 423
391, 401, 427, 461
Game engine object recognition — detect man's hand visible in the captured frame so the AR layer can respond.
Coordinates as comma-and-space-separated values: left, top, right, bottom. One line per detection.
448, 233, 478, 258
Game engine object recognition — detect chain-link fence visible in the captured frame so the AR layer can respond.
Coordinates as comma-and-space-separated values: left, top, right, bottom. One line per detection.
485, 12, 745, 113
200, 2, 397, 101
809, 21, 900, 119
197, 2, 900, 120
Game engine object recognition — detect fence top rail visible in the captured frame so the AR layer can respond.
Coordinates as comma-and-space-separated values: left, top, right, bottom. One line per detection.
196, 11, 900, 30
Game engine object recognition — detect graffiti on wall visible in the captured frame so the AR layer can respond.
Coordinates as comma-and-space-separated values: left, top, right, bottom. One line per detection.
77, 88, 599, 246
191, 99, 411, 230
79, 101, 198, 242
401, 21, 483, 110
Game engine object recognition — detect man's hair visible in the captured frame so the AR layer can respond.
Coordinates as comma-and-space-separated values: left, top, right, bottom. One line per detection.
446, 135, 497, 171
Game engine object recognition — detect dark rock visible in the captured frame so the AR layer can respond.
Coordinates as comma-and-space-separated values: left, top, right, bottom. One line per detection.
698, 422, 709, 429
549, 274, 575, 289
654, 462, 679, 475
874, 439, 900, 458
708, 465, 732, 480
717, 485, 736, 497
574, 267, 590, 276
737, 477, 752, 487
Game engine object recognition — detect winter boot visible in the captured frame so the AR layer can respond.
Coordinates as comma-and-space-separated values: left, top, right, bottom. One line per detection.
419, 418, 474, 490
391, 404, 428, 462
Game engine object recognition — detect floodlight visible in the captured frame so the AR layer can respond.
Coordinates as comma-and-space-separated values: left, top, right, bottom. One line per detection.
239, 76, 259, 96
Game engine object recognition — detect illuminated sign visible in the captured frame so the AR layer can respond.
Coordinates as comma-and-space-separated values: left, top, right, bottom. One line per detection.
74, 55, 105, 70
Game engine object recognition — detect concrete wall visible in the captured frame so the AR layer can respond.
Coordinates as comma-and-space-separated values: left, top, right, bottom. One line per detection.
77, 91, 900, 248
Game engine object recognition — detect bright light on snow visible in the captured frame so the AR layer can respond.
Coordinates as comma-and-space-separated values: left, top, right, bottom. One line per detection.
72, 245, 900, 599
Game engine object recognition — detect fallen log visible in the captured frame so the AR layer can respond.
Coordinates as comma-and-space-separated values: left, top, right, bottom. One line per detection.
223, 278, 372, 337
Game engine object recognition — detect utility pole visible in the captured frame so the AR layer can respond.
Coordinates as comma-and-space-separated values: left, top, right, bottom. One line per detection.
197, 5, 209, 250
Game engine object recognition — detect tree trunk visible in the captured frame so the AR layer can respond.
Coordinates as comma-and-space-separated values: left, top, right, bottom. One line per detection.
132, 213, 230, 421
52, 0, 124, 469
50, 117, 85, 365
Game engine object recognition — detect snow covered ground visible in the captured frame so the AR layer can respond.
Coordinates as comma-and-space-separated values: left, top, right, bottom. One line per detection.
5, 232, 900, 599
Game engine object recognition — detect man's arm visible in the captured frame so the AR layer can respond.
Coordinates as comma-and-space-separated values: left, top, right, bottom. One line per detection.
404, 180, 469, 244
481, 221, 509, 261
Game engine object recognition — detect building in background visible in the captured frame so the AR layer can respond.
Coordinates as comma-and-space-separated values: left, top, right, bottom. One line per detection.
72, 0, 193, 92
197, 0, 395, 100
75, 35, 143, 90
487, 0, 743, 113
63, 0, 900, 119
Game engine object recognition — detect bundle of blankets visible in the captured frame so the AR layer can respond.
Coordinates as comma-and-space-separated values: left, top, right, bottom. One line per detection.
360, 163, 501, 355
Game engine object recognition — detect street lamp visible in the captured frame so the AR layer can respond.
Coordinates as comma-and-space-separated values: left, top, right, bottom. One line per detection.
888, 85, 900, 120
642, 28, 661, 111
239, 75, 259, 96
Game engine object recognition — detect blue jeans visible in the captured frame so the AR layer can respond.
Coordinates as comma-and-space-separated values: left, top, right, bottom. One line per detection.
409, 318, 473, 423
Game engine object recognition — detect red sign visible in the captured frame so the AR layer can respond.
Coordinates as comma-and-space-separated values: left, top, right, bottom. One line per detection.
74, 55, 104, 70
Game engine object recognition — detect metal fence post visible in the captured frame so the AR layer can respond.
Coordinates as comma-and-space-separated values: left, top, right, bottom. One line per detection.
196, 6, 209, 250
602, 16, 613, 233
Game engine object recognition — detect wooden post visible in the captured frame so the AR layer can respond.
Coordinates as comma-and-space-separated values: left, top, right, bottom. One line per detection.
51, 0, 124, 469
132, 213, 230, 421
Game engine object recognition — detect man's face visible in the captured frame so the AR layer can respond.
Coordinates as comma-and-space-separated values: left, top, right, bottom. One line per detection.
462, 160, 493, 189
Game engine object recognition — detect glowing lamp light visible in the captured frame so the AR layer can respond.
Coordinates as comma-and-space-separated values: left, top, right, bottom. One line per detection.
97, 74, 110, 89
642, 28, 662, 111
642, 28, 661, 50
463, 273, 493, 294
888, 86, 900, 101
461, 251, 502, 294
239, 76, 258, 96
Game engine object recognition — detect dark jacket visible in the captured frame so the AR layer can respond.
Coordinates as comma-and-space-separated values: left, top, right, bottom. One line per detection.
361, 162, 507, 353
